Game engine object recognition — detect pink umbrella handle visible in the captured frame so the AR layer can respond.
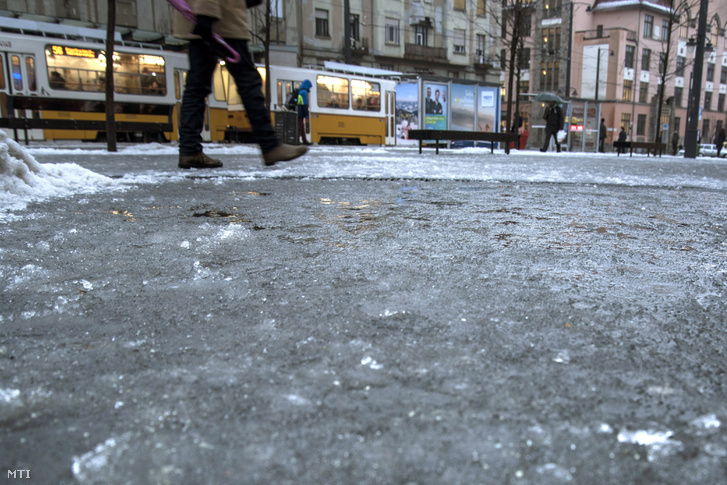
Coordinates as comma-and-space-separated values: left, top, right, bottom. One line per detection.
166, 0, 241, 64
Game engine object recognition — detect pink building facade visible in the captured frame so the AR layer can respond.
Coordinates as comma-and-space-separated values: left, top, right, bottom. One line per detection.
509, 0, 727, 151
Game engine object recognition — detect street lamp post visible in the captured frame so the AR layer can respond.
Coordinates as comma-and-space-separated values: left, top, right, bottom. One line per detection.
565, 2, 592, 101
684, 0, 709, 159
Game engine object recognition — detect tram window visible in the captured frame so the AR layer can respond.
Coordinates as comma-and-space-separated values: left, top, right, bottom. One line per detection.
175, 69, 184, 100
317, 75, 348, 109
352, 79, 381, 112
11, 55, 22, 91
25, 57, 37, 92
45, 45, 166, 95
277, 80, 297, 110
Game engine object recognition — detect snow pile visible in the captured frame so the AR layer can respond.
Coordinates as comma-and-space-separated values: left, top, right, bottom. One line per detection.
0, 131, 115, 214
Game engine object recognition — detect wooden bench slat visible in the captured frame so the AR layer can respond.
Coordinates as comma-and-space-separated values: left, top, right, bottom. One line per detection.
408, 129, 520, 155
613, 141, 665, 157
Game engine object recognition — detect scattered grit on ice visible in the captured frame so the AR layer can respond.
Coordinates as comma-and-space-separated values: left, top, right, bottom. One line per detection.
0, 131, 115, 215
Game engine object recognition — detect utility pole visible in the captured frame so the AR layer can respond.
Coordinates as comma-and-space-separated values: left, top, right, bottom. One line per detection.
344, 0, 351, 64
565, 2, 573, 99
595, 48, 601, 102
684, 0, 709, 158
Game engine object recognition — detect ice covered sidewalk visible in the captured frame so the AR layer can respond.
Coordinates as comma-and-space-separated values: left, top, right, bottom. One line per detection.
3, 138, 727, 220
1, 138, 727, 484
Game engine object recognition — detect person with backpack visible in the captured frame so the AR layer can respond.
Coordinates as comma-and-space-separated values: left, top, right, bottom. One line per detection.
172, 0, 307, 168
540, 101, 565, 153
297, 79, 312, 146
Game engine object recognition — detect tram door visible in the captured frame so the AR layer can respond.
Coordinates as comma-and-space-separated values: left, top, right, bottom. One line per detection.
173, 68, 187, 141
385, 90, 396, 146
6, 52, 41, 141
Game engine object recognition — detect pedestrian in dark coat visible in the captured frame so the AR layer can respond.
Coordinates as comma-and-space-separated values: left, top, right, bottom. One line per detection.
599, 118, 607, 153
540, 101, 564, 152
617, 127, 627, 154
671, 131, 680, 156
716, 128, 726, 157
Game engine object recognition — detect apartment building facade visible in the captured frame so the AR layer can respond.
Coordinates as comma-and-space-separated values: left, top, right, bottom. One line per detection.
0, 0, 503, 84
508, 0, 727, 150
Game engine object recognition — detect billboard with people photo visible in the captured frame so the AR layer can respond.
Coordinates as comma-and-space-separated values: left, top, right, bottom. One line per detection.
424, 83, 447, 130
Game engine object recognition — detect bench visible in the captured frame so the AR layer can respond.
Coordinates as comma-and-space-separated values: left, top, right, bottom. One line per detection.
408, 129, 520, 155
613, 141, 666, 157
0, 117, 173, 144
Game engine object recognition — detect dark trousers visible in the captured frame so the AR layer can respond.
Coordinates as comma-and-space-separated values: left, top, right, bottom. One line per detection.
179, 39, 278, 156
297, 116, 308, 143
542, 129, 560, 152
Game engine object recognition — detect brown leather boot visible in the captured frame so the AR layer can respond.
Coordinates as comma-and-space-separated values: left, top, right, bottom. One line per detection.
178, 152, 223, 169
262, 144, 308, 166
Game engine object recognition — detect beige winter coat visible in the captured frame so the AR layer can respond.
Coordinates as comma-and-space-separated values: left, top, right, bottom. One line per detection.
173, 0, 250, 41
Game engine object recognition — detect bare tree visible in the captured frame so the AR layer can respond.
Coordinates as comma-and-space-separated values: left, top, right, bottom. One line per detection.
105, 0, 117, 152
489, 0, 534, 150
653, 0, 704, 145
248, 0, 280, 110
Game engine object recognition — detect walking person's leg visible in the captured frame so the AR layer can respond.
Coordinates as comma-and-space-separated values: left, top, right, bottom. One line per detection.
541, 131, 552, 152
297, 116, 308, 144
178, 40, 223, 169
224, 38, 307, 165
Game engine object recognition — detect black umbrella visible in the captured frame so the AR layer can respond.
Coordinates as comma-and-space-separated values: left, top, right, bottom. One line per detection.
534, 92, 566, 103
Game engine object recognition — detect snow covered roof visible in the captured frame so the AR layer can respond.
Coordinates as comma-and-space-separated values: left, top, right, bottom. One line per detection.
593, 0, 673, 15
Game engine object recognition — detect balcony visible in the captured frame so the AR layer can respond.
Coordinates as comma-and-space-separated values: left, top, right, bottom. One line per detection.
350, 37, 369, 56
404, 43, 447, 61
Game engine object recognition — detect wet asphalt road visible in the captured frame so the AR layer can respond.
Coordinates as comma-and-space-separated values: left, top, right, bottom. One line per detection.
1, 148, 727, 484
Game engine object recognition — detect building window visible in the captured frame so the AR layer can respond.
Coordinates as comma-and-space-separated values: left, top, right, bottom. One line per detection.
641, 48, 651, 71
543, 0, 562, 19
453, 29, 466, 54
454, 0, 466, 10
476, 34, 486, 61
661, 20, 669, 41
704, 91, 712, 110
415, 25, 428, 46
518, 48, 531, 69
703, 119, 710, 140
350, 14, 360, 42
637, 114, 646, 136
477, 0, 487, 16
639, 82, 649, 103
706, 63, 714, 82
719, 93, 726, 112
644, 14, 653, 39
679, 18, 688, 38
542, 27, 561, 55
620, 113, 631, 132
674, 117, 680, 133
519, 80, 529, 98
659, 52, 666, 75
315, 9, 330, 38
721, 66, 727, 84
522, 14, 532, 37
385, 18, 400, 44
625, 45, 635, 68
622, 79, 633, 101
674, 86, 683, 107
596, 25, 603, 38
676, 56, 685, 76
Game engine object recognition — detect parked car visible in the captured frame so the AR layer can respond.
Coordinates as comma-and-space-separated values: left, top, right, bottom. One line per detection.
677, 143, 727, 157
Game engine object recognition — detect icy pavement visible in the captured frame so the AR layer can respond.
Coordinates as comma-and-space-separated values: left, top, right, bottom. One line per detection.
1, 140, 727, 484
